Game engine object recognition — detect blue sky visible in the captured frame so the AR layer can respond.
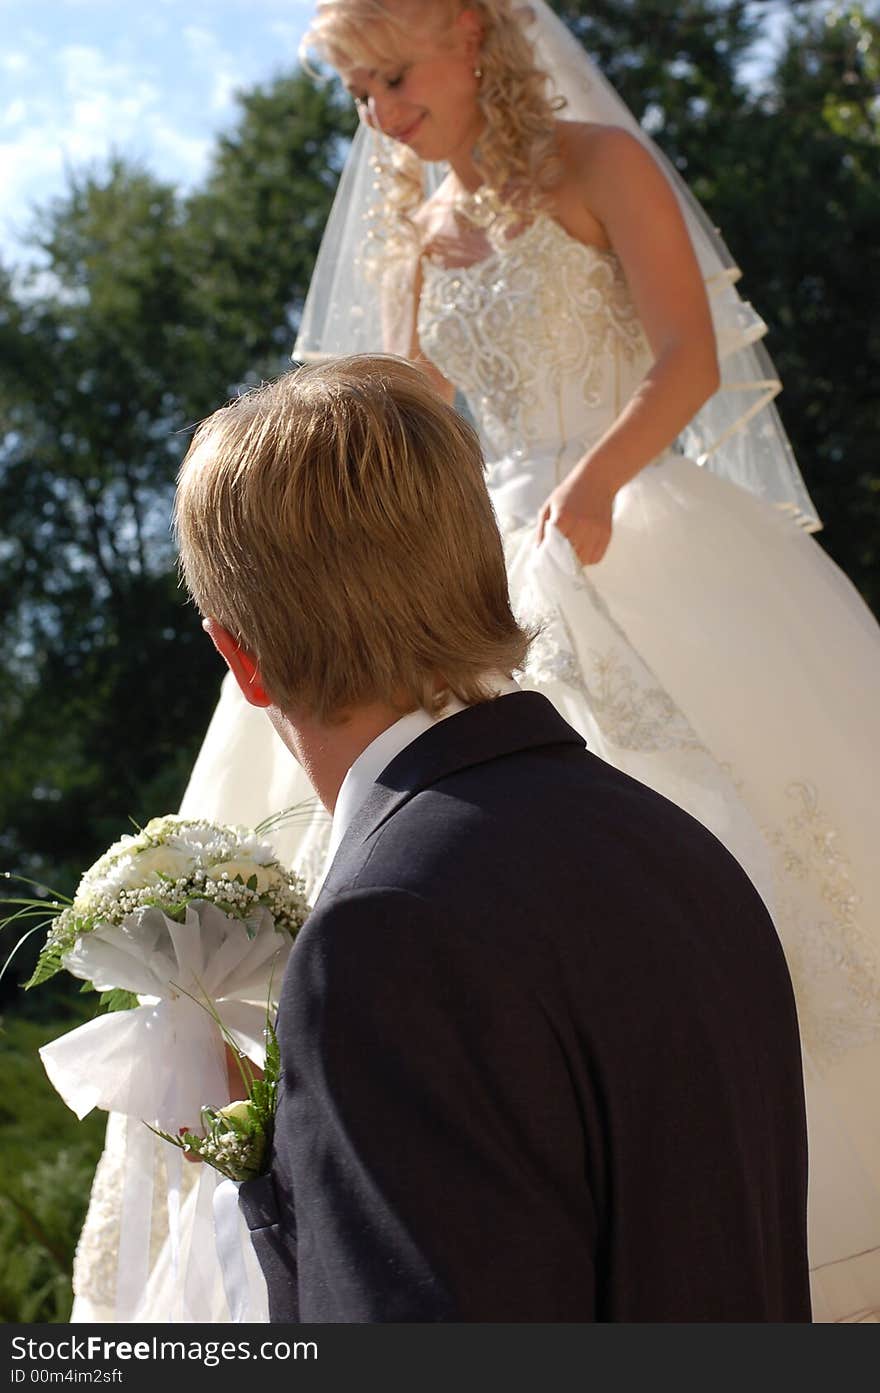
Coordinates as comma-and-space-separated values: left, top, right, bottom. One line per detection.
1, 0, 316, 264
1, 1, 794, 268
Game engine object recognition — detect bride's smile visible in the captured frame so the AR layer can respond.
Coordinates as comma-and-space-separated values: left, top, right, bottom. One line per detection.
335, 7, 486, 167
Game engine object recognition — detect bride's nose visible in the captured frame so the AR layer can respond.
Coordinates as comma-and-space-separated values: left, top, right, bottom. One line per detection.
367, 91, 406, 136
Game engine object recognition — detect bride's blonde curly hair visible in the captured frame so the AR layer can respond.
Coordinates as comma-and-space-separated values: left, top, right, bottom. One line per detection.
300, 0, 565, 243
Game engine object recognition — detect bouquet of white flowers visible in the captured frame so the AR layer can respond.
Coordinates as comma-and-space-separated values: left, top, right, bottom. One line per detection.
23, 812, 306, 985
2, 813, 310, 1322
12, 814, 308, 1130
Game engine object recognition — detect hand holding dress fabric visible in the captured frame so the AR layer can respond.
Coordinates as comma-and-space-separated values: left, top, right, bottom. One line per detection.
536, 465, 617, 566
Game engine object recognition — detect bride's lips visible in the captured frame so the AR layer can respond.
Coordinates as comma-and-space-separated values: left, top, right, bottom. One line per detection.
392, 112, 425, 144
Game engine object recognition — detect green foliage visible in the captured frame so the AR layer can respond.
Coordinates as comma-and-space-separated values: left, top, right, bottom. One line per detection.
0, 1146, 103, 1323
93, 988, 140, 1013
553, 0, 761, 141
695, 2, 880, 609
0, 1011, 106, 1322
186, 73, 357, 374
21, 938, 69, 992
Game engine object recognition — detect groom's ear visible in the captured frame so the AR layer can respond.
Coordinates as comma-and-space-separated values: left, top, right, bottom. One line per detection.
203, 618, 272, 708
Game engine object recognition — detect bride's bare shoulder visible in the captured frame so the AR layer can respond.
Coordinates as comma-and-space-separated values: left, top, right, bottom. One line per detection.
555, 118, 646, 172
553, 119, 670, 223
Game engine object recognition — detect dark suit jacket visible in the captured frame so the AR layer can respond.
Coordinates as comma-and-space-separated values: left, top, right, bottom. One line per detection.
239, 692, 810, 1322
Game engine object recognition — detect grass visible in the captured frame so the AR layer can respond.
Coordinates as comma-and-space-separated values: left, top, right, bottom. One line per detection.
0, 997, 108, 1323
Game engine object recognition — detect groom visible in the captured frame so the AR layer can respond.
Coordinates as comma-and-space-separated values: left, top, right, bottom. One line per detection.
175, 354, 811, 1323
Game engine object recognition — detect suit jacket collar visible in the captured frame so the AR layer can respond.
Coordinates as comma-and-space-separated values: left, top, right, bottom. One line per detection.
316, 691, 584, 903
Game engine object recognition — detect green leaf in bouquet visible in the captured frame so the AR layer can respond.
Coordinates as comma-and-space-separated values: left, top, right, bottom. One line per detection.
75, 982, 139, 1013
1, 922, 54, 992
1, 879, 72, 991
96, 988, 140, 1014
148, 896, 189, 923
199, 1104, 223, 1133
24, 938, 69, 990
148, 1124, 204, 1159
245, 1083, 270, 1127
264, 1024, 281, 1085
148, 1117, 268, 1183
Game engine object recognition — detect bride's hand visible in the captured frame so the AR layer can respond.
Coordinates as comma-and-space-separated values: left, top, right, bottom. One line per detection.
535, 467, 616, 566
180, 1044, 264, 1162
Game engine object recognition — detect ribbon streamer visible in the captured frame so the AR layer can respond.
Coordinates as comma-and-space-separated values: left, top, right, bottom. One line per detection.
39, 901, 291, 1322
213, 1178, 266, 1322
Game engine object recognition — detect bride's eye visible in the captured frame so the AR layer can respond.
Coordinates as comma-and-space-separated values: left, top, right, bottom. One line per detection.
385, 69, 407, 90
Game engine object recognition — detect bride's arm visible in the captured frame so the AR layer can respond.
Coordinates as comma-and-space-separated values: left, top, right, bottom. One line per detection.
538, 124, 720, 564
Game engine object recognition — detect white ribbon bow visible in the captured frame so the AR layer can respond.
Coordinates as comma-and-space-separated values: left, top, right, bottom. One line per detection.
40, 901, 288, 1322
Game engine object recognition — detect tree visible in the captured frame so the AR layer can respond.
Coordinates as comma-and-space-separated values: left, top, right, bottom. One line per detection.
0, 73, 355, 948
552, 0, 760, 153
680, 3, 880, 607
185, 72, 356, 376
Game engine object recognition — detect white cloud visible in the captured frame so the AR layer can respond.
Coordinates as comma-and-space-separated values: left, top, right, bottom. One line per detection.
0, 1, 314, 264
0, 131, 67, 240
181, 25, 243, 114
1, 53, 31, 74
59, 42, 160, 106
1, 99, 27, 128
0, 45, 169, 251
149, 126, 211, 185
46, 45, 163, 164
270, 20, 307, 49
182, 25, 215, 55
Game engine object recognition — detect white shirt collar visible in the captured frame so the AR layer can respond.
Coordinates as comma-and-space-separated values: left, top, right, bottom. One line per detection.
325, 674, 521, 864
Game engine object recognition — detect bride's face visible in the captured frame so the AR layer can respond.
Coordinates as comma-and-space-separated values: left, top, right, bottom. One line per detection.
337, 5, 484, 162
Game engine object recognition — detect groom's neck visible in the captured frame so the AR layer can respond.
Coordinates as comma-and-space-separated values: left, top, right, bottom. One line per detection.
267, 699, 415, 813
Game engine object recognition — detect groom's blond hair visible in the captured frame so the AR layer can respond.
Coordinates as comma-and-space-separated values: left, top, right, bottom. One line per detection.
175, 355, 531, 721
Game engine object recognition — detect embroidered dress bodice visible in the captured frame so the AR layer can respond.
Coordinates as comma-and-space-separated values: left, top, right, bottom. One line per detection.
417, 212, 652, 524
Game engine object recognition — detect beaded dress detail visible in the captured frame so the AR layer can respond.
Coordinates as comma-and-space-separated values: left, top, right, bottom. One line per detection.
420, 215, 647, 487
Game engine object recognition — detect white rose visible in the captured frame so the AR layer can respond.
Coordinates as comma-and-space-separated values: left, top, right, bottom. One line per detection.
142, 816, 181, 840
126, 844, 193, 887
218, 1100, 252, 1125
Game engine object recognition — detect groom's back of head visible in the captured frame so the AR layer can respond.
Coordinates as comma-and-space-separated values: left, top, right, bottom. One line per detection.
175, 354, 530, 721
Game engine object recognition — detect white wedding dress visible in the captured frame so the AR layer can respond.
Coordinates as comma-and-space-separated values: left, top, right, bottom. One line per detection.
417, 213, 880, 1322
71, 209, 880, 1325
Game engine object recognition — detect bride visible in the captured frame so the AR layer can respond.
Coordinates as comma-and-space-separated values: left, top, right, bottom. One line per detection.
72, 0, 880, 1322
